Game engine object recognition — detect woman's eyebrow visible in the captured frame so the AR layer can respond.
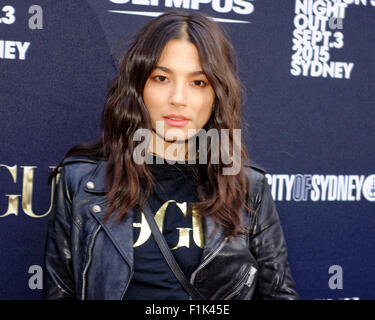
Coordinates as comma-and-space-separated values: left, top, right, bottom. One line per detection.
154, 65, 204, 76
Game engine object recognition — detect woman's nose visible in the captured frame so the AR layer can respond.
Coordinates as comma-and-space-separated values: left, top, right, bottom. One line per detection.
169, 81, 187, 108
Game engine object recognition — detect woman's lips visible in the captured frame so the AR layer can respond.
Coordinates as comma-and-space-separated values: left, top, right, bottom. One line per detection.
163, 115, 189, 127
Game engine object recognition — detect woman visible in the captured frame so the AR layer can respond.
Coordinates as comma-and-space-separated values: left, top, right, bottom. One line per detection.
43, 9, 298, 300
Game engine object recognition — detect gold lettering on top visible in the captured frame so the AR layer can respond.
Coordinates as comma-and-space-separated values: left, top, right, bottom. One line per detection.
132, 211, 152, 247
132, 200, 204, 249
133, 200, 170, 247
192, 207, 204, 248
0, 164, 20, 217
171, 227, 192, 250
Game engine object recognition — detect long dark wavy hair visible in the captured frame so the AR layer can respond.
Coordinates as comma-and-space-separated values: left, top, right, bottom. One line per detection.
50, 9, 252, 237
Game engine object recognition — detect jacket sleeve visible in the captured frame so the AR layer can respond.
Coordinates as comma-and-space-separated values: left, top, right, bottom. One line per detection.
249, 173, 299, 300
43, 165, 76, 300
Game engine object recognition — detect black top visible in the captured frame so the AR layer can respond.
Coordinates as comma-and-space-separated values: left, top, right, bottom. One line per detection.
123, 154, 205, 300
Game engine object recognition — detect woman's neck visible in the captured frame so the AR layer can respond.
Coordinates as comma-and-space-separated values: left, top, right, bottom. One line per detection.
147, 131, 197, 162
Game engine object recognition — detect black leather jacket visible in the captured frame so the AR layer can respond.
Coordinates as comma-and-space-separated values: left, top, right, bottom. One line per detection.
43, 156, 298, 300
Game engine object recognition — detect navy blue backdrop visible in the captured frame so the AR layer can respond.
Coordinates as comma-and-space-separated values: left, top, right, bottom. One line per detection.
1, 0, 374, 299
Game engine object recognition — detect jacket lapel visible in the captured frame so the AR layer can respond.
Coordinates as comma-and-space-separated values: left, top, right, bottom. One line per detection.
85, 160, 134, 270
201, 214, 225, 261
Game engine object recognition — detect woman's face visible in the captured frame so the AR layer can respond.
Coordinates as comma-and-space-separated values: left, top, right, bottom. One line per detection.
143, 39, 215, 143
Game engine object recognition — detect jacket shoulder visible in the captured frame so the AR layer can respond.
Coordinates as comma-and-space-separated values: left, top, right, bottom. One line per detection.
62, 155, 101, 166
244, 160, 268, 200
246, 159, 266, 175
245, 159, 267, 183
59, 155, 103, 176
57, 156, 104, 196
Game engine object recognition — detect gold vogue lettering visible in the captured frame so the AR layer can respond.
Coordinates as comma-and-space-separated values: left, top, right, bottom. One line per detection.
132, 200, 204, 250
0, 164, 57, 218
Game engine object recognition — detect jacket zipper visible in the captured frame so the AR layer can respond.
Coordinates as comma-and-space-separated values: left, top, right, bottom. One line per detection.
189, 237, 227, 299
223, 265, 258, 300
81, 225, 102, 300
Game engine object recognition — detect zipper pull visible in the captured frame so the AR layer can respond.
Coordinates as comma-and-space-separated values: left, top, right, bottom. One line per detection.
245, 266, 258, 288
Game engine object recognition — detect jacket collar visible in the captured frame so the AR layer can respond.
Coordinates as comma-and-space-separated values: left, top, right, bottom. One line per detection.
84, 160, 107, 193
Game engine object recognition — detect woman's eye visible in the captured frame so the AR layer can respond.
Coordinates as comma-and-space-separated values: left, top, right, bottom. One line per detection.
154, 75, 168, 82
193, 80, 206, 87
